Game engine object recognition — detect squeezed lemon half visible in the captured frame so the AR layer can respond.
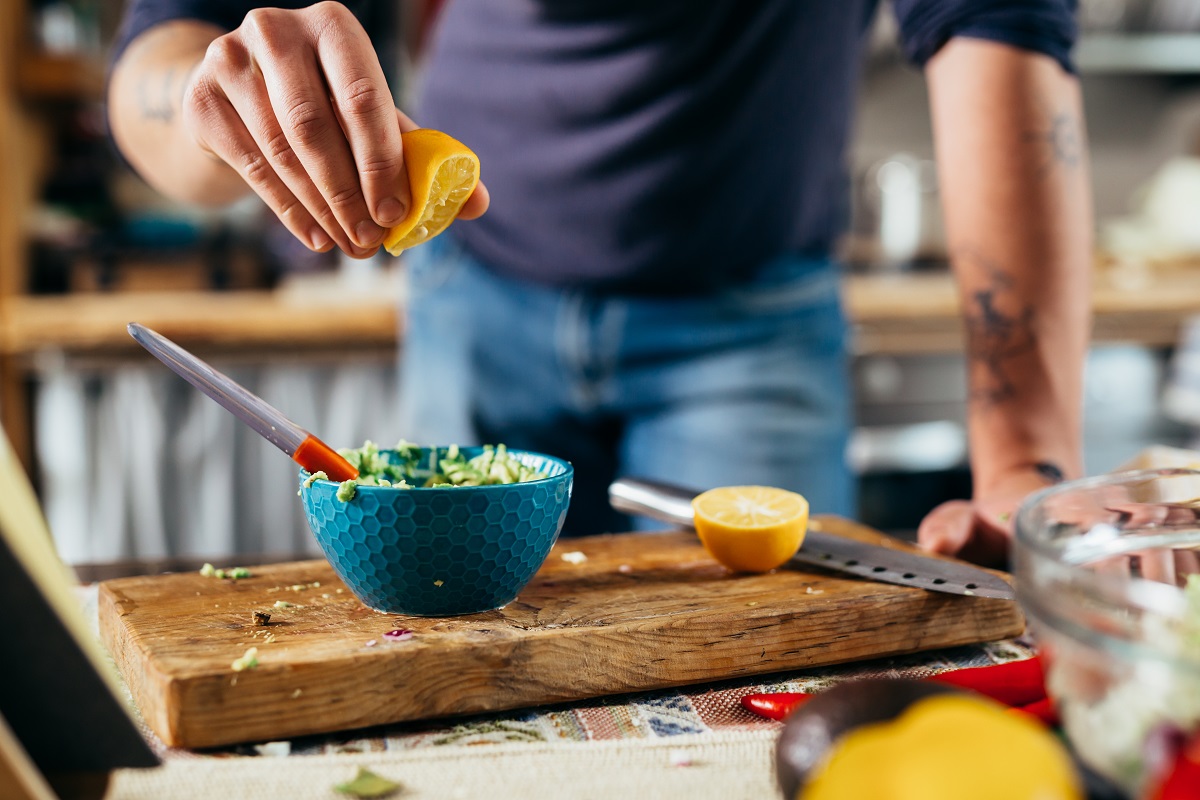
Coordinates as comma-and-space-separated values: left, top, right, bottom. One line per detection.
382, 128, 480, 255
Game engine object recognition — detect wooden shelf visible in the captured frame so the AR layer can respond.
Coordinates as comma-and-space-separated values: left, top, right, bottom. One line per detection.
4, 258, 1200, 362
844, 259, 1200, 354
17, 52, 105, 102
847, 260, 1200, 320
0, 288, 402, 362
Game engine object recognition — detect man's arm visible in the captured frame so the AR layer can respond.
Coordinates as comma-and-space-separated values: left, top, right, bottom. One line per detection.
917, 38, 1092, 566
108, 21, 247, 207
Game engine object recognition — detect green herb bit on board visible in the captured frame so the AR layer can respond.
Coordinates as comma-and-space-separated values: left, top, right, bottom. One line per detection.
334, 767, 403, 798
231, 647, 259, 672
200, 563, 252, 580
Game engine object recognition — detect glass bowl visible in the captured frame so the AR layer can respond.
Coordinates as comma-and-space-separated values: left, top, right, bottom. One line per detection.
1014, 468, 1200, 795
299, 446, 573, 616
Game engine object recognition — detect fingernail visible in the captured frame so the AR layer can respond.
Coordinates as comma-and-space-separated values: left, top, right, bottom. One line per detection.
355, 219, 384, 248
310, 229, 331, 251
376, 197, 405, 225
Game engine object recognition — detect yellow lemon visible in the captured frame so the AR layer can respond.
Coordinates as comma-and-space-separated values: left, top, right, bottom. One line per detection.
799, 695, 1082, 800
691, 486, 808, 573
382, 129, 480, 255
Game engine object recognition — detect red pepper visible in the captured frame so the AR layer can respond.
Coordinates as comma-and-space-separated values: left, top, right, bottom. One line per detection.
1008, 697, 1059, 728
1148, 734, 1200, 800
927, 656, 1047, 707
741, 657, 1049, 723
740, 691, 811, 721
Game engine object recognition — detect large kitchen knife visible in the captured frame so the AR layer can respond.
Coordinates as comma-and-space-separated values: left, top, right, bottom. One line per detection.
609, 477, 1015, 600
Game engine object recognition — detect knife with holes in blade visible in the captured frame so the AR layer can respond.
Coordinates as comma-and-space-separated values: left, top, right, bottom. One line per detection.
608, 477, 1015, 600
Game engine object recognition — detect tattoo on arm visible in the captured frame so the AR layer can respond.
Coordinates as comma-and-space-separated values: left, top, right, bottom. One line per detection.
138, 67, 178, 123
957, 249, 1036, 405
1024, 109, 1081, 175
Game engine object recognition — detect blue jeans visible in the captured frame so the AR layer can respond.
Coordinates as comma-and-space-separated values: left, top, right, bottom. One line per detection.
400, 236, 854, 536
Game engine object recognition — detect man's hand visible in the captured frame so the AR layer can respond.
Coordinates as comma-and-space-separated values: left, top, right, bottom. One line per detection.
917, 464, 1061, 568
184, 3, 411, 256
109, 2, 489, 258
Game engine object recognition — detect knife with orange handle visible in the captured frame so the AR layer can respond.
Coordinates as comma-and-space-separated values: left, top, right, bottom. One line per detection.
128, 323, 358, 482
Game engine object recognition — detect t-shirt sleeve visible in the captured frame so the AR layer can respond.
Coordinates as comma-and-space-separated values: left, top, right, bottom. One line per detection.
110, 1, 307, 64
890, 0, 1079, 73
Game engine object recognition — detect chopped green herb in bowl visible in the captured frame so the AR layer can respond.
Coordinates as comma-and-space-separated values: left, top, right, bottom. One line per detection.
326, 440, 549, 502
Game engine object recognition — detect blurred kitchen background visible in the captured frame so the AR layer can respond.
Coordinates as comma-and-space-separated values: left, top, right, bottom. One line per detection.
3, 0, 1200, 564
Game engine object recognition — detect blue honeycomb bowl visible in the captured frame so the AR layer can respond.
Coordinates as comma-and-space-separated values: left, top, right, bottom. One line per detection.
299, 447, 572, 616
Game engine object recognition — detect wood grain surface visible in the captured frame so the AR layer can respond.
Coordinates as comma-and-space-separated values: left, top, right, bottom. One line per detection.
98, 517, 1023, 749
9, 259, 1200, 362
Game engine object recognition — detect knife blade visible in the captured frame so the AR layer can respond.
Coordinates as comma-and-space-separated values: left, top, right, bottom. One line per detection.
128, 323, 358, 481
608, 477, 1015, 601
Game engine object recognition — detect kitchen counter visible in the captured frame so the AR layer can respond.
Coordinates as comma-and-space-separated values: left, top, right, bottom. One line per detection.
4, 260, 1199, 362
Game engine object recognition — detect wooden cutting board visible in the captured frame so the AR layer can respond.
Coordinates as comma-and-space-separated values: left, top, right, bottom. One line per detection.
98, 516, 1023, 749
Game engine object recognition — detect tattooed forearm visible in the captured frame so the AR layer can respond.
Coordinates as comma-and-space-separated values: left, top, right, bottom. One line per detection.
1024, 109, 1081, 175
138, 67, 178, 123
957, 249, 1036, 405
966, 289, 1035, 403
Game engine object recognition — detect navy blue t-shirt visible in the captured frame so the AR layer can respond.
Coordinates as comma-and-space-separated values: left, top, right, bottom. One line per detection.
112, 0, 1077, 294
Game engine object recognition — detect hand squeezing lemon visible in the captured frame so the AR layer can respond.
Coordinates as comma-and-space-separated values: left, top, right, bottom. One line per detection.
692, 486, 809, 573
383, 128, 481, 255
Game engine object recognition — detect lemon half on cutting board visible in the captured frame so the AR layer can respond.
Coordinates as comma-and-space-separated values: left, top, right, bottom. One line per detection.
383, 128, 480, 255
692, 485, 809, 573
